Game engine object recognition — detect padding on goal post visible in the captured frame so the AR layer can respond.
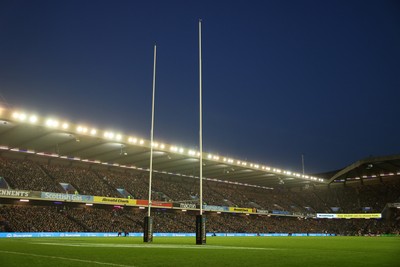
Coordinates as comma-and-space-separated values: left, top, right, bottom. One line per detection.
196, 215, 206, 245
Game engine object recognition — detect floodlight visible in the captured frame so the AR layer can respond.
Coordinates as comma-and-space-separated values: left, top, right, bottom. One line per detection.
105, 132, 115, 139
62, 123, 69, 129
19, 113, 27, 121
160, 144, 165, 149
208, 154, 212, 159
46, 119, 59, 128
12, 112, 19, 119
128, 137, 138, 143
90, 129, 97, 135
139, 139, 144, 145
29, 115, 38, 123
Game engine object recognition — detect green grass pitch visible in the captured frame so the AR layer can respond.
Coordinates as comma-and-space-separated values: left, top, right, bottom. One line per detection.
0, 236, 399, 267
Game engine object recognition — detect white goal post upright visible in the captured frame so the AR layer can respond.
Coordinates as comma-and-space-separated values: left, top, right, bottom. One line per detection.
144, 44, 157, 243
196, 19, 206, 245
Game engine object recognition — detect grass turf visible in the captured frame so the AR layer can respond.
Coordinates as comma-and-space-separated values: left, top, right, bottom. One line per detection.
0, 236, 399, 267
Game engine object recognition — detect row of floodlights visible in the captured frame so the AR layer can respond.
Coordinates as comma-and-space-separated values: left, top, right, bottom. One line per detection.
9, 110, 324, 182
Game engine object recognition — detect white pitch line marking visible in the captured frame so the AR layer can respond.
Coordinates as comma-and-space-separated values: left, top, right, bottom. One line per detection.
0, 250, 136, 267
33, 242, 280, 250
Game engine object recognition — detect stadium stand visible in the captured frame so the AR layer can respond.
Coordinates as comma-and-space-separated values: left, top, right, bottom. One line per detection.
0, 204, 399, 235
0, 153, 399, 235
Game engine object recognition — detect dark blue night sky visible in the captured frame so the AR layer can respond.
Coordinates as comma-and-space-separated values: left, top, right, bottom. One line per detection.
1, 0, 399, 173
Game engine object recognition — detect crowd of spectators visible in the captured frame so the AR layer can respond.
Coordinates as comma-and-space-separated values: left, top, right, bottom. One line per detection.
43, 164, 120, 197
94, 169, 149, 199
1, 205, 399, 235
0, 158, 63, 192
0, 205, 83, 232
65, 206, 136, 232
0, 155, 399, 216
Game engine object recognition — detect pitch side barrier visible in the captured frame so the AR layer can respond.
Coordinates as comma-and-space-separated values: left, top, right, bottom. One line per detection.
0, 232, 336, 238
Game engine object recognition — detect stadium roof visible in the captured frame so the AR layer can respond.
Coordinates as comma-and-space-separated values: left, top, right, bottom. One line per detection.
1, 106, 398, 188
327, 154, 400, 185
0, 106, 328, 189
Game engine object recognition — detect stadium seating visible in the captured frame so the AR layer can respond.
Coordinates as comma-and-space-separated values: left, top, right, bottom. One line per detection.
0, 155, 399, 235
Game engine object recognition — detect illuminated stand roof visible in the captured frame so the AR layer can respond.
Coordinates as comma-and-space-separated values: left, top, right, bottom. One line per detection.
0, 106, 328, 188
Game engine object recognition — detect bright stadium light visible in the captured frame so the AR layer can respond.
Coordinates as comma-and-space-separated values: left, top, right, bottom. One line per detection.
90, 129, 97, 135
62, 122, 69, 129
12, 112, 19, 119
46, 118, 59, 128
19, 113, 27, 121
139, 139, 144, 145
128, 137, 138, 143
29, 115, 38, 123
104, 132, 115, 139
